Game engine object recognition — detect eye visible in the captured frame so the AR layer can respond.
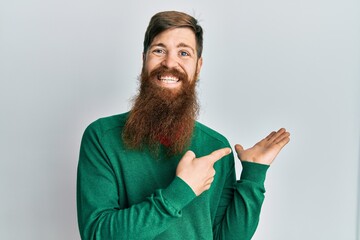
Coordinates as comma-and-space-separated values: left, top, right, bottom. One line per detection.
152, 48, 166, 55
179, 51, 190, 57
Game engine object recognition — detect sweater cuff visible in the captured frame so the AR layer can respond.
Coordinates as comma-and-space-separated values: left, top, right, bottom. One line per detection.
162, 176, 196, 212
240, 161, 270, 185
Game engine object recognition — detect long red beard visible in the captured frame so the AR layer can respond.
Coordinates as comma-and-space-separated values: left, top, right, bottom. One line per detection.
122, 65, 199, 155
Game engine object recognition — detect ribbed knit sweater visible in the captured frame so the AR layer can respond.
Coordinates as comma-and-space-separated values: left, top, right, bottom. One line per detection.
77, 112, 269, 239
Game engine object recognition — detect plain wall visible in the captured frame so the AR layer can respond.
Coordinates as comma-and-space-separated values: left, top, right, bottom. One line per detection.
1, 0, 359, 239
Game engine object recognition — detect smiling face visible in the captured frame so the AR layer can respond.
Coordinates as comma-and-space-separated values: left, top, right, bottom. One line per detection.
123, 15, 204, 155
142, 27, 203, 92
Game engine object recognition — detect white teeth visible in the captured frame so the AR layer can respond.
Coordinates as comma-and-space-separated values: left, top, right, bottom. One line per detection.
159, 76, 179, 83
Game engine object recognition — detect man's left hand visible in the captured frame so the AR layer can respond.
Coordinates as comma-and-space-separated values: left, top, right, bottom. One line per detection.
235, 128, 290, 165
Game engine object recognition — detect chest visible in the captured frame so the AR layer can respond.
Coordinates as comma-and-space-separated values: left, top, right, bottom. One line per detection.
110, 149, 181, 206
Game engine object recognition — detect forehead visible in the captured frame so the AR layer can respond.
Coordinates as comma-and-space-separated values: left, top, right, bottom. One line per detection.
151, 27, 197, 48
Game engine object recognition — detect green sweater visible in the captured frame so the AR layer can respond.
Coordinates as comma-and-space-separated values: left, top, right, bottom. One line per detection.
77, 112, 269, 240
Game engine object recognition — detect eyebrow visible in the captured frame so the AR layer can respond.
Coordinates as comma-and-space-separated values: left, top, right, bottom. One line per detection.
150, 42, 195, 55
177, 43, 195, 54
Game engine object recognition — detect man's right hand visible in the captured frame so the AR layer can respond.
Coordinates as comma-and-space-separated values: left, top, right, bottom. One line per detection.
176, 148, 231, 196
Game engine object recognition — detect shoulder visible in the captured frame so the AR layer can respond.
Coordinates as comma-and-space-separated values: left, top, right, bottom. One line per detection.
192, 122, 234, 172
193, 121, 230, 147
83, 112, 129, 139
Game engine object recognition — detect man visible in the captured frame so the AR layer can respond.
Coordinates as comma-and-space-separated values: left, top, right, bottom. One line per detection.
77, 11, 290, 240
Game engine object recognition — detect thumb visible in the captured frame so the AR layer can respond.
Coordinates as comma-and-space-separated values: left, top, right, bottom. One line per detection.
234, 144, 244, 158
181, 150, 196, 163
176, 150, 196, 176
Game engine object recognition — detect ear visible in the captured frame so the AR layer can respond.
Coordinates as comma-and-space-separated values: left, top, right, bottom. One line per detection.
142, 52, 146, 62
196, 57, 203, 75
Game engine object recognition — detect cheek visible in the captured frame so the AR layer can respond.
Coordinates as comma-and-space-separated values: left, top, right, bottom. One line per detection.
144, 61, 153, 72
143, 57, 157, 71
186, 65, 198, 79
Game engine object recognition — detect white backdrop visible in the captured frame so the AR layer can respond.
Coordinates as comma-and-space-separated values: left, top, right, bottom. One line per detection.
1, 0, 359, 239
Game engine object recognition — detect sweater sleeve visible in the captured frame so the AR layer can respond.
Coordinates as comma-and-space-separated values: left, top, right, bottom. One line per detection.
76, 123, 196, 240
213, 155, 269, 240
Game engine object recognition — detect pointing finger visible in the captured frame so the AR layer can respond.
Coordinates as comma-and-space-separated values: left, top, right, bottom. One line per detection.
202, 147, 231, 163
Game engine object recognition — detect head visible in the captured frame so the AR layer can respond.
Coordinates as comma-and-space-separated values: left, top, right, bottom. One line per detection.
142, 11, 203, 93
143, 11, 203, 59
123, 11, 204, 155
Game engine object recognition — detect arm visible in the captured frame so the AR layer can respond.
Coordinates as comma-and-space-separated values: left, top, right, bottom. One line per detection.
213, 128, 290, 239
213, 157, 269, 240
76, 124, 196, 239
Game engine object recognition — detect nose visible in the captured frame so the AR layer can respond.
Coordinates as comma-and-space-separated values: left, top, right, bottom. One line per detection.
161, 53, 178, 69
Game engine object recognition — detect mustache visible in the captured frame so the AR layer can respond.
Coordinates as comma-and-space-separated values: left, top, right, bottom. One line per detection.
148, 65, 188, 82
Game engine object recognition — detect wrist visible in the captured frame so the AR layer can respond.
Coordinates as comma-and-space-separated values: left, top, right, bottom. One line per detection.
240, 161, 269, 185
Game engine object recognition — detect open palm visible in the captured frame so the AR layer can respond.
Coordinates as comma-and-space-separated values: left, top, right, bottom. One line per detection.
235, 128, 290, 165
